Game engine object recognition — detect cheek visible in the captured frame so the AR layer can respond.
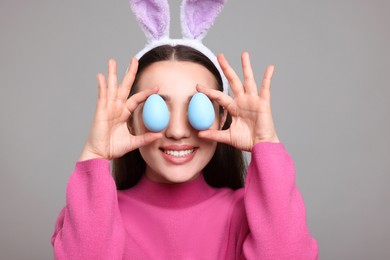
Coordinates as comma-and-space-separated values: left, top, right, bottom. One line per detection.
138, 145, 153, 161
200, 140, 218, 165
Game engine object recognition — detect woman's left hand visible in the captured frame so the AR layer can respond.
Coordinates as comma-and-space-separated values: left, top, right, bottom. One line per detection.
197, 52, 279, 152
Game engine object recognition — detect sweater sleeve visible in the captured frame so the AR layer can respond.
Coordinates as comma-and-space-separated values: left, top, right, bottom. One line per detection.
242, 142, 319, 260
51, 158, 126, 260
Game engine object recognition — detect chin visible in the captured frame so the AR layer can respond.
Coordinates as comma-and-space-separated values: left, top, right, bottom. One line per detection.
167, 172, 201, 184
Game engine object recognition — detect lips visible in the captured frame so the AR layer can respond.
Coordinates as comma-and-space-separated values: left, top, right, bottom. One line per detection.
160, 145, 197, 164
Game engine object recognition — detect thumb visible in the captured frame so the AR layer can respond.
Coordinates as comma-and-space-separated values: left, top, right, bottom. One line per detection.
128, 132, 163, 151
198, 129, 231, 145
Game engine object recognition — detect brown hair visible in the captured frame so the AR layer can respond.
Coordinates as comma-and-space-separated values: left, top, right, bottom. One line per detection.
113, 45, 246, 190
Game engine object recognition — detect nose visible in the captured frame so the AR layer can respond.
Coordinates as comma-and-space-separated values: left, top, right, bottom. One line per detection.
165, 107, 191, 140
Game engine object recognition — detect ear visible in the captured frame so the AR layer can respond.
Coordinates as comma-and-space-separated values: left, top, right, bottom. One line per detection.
181, 0, 225, 41
129, 0, 170, 42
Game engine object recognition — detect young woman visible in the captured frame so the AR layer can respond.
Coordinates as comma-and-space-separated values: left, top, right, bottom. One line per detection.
51, 45, 318, 259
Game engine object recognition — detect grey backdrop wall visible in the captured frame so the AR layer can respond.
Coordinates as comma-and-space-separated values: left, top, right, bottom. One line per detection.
1, 0, 389, 259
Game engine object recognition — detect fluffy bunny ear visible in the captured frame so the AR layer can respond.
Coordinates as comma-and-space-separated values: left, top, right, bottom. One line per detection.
129, 0, 170, 42
181, 0, 225, 41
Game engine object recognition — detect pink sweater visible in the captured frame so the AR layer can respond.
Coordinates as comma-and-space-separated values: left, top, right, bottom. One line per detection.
51, 142, 318, 259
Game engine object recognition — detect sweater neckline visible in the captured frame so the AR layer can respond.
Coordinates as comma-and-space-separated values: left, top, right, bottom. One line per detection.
125, 173, 217, 208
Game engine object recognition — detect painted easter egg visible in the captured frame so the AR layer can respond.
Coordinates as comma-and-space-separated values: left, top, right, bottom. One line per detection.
188, 93, 215, 130
142, 94, 169, 132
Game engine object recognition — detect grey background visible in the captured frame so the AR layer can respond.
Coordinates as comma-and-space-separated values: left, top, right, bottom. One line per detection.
1, 0, 389, 259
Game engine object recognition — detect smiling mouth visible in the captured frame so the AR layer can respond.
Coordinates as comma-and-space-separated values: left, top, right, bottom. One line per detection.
162, 149, 195, 157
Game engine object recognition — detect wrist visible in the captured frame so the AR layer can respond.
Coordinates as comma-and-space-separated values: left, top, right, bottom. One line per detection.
79, 148, 105, 161
253, 134, 280, 145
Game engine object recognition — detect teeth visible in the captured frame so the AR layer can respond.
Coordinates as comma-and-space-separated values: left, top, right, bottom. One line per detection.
164, 149, 194, 157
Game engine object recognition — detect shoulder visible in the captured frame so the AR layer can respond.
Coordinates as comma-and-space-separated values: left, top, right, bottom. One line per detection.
221, 188, 249, 241
210, 187, 245, 216
230, 188, 246, 217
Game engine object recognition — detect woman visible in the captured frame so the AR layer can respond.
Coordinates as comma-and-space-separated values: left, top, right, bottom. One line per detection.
51, 45, 318, 259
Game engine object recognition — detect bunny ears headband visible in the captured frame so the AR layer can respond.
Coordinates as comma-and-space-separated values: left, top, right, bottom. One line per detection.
129, 0, 228, 93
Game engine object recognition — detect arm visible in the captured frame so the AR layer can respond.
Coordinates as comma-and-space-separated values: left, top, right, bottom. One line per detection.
198, 52, 318, 259
51, 158, 125, 259
242, 142, 318, 259
51, 58, 162, 259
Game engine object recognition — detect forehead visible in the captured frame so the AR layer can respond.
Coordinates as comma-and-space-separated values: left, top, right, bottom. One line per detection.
136, 61, 219, 96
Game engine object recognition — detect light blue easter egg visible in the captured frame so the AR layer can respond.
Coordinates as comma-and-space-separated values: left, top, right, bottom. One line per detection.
142, 94, 169, 132
188, 93, 215, 130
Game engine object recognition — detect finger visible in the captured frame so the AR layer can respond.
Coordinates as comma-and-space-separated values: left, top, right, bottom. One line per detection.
96, 73, 107, 110
129, 132, 163, 150
217, 54, 244, 96
107, 59, 118, 102
125, 87, 159, 113
196, 85, 234, 111
259, 65, 275, 100
241, 52, 257, 95
118, 58, 138, 101
198, 128, 231, 145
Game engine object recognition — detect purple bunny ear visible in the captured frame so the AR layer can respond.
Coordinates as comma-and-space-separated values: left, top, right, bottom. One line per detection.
129, 0, 170, 42
181, 0, 225, 41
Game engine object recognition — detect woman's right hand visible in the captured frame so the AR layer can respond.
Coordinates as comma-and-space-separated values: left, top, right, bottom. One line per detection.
79, 58, 162, 161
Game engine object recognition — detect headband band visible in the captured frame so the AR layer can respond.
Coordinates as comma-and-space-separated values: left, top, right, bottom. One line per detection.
129, 0, 228, 93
